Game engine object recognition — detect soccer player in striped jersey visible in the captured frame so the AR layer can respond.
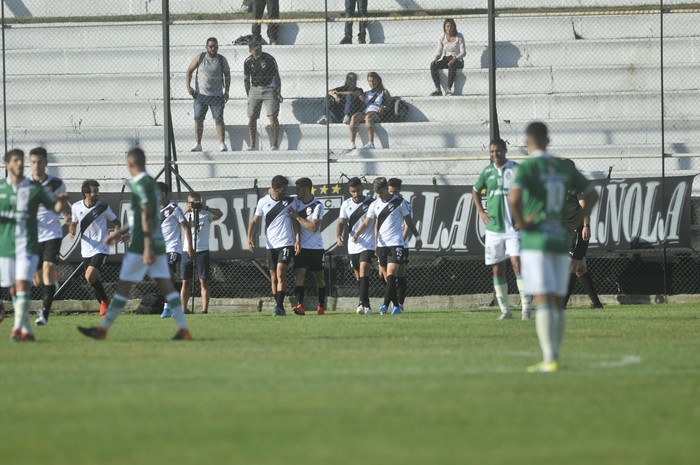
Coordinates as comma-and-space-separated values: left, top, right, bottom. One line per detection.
336, 177, 375, 314
509, 122, 598, 372
472, 139, 532, 320
247, 175, 301, 316
387, 177, 413, 313
78, 148, 191, 341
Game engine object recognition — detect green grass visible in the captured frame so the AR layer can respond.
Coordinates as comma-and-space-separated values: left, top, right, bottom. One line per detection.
2, 304, 699, 465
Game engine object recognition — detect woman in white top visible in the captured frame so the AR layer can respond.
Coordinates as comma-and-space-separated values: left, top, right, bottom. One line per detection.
349, 71, 392, 150
430, 18, 466, 96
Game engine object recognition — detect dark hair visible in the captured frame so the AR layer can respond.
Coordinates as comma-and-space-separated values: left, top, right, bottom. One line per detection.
443, 18, 458, 36
347, 177, 362, 189
525, 121, 550, 148
188, 192, 202, 201
345, 72, 358, 83
29, 147, 48, 160
372, 177, 387, 192
367, 72, 384, 91
157, 181, 170, 195
81, 179, 100, 197
5, 149, 24, 164
127, 147, 146, 169
489, 138, 507, 152
387, 178, 402, 189
271, 175, 289, 189
206, 37, 218, 45
249, 36, 263, 50
295, 177, 313, 190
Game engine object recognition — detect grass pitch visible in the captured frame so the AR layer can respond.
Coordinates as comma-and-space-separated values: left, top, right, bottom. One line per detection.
1, 304, 699, 465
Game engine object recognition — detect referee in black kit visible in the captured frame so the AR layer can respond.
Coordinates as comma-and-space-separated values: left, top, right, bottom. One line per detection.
244, 36, 283, 151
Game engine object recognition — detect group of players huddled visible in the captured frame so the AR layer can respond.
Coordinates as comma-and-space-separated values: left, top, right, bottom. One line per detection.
2, 122, 599, 372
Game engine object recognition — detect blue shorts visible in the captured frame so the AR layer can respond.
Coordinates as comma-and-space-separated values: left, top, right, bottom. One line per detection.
193, 94, 225, 122
181, 250, 210, 281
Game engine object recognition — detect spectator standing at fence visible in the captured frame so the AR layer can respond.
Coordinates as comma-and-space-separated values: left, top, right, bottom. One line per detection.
289, 178, 327, 316
244, 37, 283, 151
252, 0, 279, 45
341, 0, 368, 44
349, 72, 391, 150
186, 37, 231, 152
1, 149, 67, 341
509, 122, 598, 373
317, 73, 364, 125
78, 148, 192, 341
430, 18, 466, 96
180, 193, 223, 315
337, 177, 376, 314
28, 147, 67, 326
353, 177, 422, 315
69, 179, 122, 318
562, 160, 604, 310
387, 178, 415, 313
157, 182, 194, 319
247, 175, 301, 316
472, 139, 532, 320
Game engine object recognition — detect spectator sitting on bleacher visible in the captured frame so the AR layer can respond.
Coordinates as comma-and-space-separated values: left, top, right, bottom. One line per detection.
349, 72, 391, 150
317, 73, 364, 125
341, 0, 368, 44
430, 18, 466, 96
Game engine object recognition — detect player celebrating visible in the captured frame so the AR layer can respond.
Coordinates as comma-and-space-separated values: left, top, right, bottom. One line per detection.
336, 177, 376, 314
157, 182, 194, 318
472, 139, 532, 320
69, 179, 121, 317
289, 178, 326, 315
387, 178, 413, 312
247, 175, 300, 316
1, 149, 67, 341
78, 148, 192, 340
509, 122, 598, 372
354, 177, 422, 315
29, 147, 68, 326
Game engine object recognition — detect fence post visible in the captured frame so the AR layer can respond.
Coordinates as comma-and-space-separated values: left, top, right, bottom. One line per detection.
162, 0, 173, 190
488, 0, 499, 141
660, 0, 668, 297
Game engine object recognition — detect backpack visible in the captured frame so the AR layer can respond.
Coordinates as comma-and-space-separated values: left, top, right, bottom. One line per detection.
134, 293, 165, 315
382, 97, 409, 122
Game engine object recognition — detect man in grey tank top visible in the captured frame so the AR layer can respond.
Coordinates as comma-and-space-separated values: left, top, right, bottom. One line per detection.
185, 37, 231, 152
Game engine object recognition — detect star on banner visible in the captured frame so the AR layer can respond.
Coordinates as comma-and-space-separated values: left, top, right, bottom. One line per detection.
319, 185, 329, 195
331, 184, 341, 194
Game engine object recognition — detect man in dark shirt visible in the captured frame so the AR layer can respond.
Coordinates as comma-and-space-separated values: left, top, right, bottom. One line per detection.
317, 72, 364, 125
244, 37, 282, 151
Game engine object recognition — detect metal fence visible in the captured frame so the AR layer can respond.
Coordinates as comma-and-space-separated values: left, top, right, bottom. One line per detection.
2, 1, 700, 304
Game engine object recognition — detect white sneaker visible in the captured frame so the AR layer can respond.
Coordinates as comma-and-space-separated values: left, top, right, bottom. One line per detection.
349, 143, 357, 150
247, 145, 256, 151
522, 309, 532, 320
356, 304, 365, 315
35, 315, 47, 326
317, 115, 327, 125
191, 143, 202, 152
220, 143, 228, 152
270, 145, 279, 151
498, 311, 513, 320
363, 306, 373, 315
362, 142, 375, 149
445, 88, 453, 96
342, 115, 350, 124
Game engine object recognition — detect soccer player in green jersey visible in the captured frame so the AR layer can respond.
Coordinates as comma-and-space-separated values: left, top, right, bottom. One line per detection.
473, 139, 532, 320
509, 122, 598, 373
1, 149, 67, 341
78, 148, 192, 341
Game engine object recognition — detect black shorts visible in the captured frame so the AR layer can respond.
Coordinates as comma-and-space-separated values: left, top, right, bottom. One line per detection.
167, 252, 181, 275
181, 250, 210, 281
349, 250, 375, 271
83, 253, 108, 272
294, 249, 325, 272
569, 226, 589, 261
376, 246, 408, 268
267, 246, 294, 269
37, 238, 62, 266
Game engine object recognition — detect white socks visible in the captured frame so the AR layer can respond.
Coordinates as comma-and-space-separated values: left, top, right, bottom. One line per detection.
100, 294, 127, 330
535, 303, 566, 363
13, 292, 32, 335
166, 292, 188, 329
516, 275, 532, 313
494, 277, 509, 313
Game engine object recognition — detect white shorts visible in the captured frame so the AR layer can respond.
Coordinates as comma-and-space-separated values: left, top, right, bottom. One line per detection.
0, 255, 40, 287
520, 250, 570, 297
484, 230, 520, 265
118, 253, 171, 282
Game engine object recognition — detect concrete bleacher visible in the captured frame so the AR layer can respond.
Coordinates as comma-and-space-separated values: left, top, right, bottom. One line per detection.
2, 8, 700, 192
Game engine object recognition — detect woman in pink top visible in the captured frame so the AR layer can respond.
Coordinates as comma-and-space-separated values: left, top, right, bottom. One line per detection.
430, 18, 466, 96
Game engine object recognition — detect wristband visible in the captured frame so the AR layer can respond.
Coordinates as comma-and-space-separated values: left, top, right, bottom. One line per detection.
415, 235, 422, 241
583, 224, 590, 228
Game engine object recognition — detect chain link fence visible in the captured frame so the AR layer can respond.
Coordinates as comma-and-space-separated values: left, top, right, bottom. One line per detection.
2, 1, 700, 305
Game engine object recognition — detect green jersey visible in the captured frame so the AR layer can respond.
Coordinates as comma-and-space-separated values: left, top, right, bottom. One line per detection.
128, 172, 165, 255
473, 160, 518, 233
0, 177, 54, 258
512, 151, 592, 253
